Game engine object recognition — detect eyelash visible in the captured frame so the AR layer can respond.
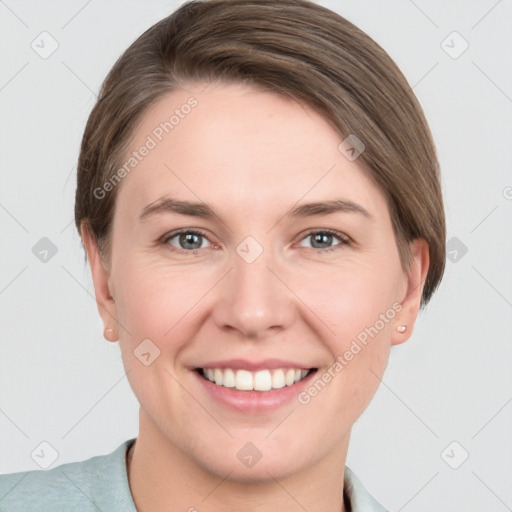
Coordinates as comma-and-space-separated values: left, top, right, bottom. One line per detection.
297, 228, 351, 251
160, 228, 350, 254
161, 228, 212, 253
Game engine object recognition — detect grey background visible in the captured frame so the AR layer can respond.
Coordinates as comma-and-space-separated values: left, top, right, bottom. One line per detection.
1, 1, 511, 510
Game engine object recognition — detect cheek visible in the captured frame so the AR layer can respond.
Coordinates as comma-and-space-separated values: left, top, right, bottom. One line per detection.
295, 253, 402, 340
292, 254, 400, 408
112, 256, 216, 347
112, 260, 211, 421
293, 311, 394, 428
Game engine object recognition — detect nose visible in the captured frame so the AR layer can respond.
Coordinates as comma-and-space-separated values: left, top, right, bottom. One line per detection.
212, 246, 296, 339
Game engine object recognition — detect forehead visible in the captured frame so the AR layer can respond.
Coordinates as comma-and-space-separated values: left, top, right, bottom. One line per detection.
115, 82, 386, 220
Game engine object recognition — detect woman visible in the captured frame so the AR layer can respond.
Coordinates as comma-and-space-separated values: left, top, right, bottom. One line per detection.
0, 0, 445, 510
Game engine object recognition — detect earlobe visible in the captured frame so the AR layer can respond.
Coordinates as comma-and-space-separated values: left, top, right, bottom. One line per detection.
80, 221, 119, 342
103, 327, 117, 342
391, 239, 430, 346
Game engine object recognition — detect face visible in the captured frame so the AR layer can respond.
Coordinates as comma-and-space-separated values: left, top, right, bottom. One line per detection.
86, 82, 427, 482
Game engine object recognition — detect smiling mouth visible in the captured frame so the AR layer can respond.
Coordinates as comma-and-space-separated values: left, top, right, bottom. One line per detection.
195, 367, 317, 391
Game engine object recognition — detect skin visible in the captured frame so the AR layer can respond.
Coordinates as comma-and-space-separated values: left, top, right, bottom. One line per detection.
82, 81, 429, 512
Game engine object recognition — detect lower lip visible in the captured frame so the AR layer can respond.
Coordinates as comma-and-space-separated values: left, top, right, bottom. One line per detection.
193, 370, 316, 412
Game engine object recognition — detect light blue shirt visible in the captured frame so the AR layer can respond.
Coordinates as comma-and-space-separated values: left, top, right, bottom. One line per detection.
0, 439, 389, 511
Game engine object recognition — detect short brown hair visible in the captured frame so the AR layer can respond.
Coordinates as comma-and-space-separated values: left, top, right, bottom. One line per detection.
75, 0, 445, 306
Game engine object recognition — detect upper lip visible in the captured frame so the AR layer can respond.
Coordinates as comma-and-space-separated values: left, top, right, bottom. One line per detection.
193, 359, 316, 371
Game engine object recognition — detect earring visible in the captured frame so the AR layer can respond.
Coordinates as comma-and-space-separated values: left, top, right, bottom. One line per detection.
397, 325, 407, 333
104, 327, 116, 341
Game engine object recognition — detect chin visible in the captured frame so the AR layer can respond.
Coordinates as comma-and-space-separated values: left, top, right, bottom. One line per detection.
189, 438, 315, 484
207, 457, 304, 484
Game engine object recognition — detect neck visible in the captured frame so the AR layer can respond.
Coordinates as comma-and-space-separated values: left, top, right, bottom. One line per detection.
127, 410, 349, 512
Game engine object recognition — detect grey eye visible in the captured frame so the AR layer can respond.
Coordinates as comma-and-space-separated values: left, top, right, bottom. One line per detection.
166, 231, 208, 250
299, 231, 345, 249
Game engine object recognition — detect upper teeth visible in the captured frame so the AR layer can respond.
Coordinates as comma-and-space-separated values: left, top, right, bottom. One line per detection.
202, 368, 310, 391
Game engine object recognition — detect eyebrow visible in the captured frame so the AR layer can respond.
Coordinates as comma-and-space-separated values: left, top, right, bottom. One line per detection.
139, 196, 372, 222
139, 197, 217, 221
288, 199, 372, 219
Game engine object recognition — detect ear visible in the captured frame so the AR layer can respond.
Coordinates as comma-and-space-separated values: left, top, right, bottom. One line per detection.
391, 239, 430, 346
80, 221, 118, 342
